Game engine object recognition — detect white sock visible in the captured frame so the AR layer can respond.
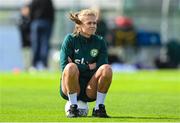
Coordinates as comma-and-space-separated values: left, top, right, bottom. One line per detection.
68, 93, 77, 105
95, 91, 106, 110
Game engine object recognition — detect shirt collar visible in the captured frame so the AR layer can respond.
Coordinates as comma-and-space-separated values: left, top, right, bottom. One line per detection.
79, 33, 93, 43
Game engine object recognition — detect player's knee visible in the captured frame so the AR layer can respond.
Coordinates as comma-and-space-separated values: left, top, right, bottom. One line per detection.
101, 64, 112, 76
64, 63, 79, 75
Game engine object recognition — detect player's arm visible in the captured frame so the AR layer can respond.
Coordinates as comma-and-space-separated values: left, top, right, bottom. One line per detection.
60, 34, 74, 71
75, 61, 90, 72
88, 63, 96, 70
68, 57, 90, 72
60, 35, 89, 72
96, 39, 108, 68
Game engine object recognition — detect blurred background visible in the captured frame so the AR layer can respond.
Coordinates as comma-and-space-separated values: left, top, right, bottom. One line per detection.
0, 0, 180, 72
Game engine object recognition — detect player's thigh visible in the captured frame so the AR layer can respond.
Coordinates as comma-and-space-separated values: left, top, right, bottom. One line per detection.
85, 64, 112, 99
61, 72, 67, 96
61, 76, 80, 96
61, 63, 80, 96
85, 69, 103, 99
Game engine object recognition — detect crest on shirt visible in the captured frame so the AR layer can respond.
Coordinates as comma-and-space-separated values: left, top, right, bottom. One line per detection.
90, 49, 98, 57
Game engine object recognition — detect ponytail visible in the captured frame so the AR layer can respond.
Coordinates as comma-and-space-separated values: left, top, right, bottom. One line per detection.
69, 12, 82, 35
68, 9, 97, 35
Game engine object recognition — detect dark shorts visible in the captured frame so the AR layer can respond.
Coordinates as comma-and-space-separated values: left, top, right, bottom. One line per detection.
60, 75, 96, 102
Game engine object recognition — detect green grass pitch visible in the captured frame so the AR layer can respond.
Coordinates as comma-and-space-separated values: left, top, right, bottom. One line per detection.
0, 70, 180, 122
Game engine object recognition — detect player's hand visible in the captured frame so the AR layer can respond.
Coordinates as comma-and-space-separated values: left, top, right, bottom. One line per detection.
88, 63, 96, 70
68, 57, 72, 63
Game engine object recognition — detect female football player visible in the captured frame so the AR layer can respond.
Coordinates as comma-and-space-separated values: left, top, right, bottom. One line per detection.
60, 8, 112, 118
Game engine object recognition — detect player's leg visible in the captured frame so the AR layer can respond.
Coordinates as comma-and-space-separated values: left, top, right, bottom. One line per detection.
30, 20, 40, 68
86, 64, 112, 117
61, 63, 80, 117
39, 20, 52, 68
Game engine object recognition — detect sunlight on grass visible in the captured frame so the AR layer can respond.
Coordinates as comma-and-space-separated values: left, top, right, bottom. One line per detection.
0, 70, 180, 122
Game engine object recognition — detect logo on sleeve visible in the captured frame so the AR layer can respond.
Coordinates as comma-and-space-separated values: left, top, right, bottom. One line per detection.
90, 49, 98, 57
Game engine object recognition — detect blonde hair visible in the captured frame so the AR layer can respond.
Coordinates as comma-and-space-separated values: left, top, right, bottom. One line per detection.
69, 9, 97, 35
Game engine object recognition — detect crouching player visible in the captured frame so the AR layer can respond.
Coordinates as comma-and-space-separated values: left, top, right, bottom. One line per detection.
59, 8, 112, 118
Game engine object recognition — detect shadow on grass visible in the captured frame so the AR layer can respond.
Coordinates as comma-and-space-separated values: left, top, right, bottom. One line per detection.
109, 116, 180, 120
84, 116, 180, 120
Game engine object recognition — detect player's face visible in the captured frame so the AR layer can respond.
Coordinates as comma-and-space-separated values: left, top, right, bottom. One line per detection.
80, 15, 97, 37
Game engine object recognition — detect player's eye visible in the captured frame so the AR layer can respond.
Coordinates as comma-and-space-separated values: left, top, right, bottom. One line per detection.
87, 22, 97, 25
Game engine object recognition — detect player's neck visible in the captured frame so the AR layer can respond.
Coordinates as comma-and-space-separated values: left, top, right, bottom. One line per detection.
80, 32, 91, 38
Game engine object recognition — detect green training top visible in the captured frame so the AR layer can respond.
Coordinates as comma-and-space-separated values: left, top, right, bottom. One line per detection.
60, 33, 108, 77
